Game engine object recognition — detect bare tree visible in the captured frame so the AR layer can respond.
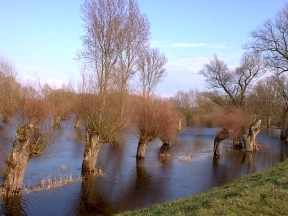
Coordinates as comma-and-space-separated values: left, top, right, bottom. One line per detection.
250, 77, 282, 128
172, 89, 196, 126
132, 97, 160, 159
46, 87, 75, 125
112, 1, 150, 116
213, 108, 258, 154
0, 56, 19, 122
158, 99, 179, 146
131, 97, 178, 159
76, 0, 151, 176
273, 75, 288, 140
1, 92, 56, 196
199, 52, 266, 107
246, 3, 288, 75
138, 47, 167, 98
75, 92, 125, 176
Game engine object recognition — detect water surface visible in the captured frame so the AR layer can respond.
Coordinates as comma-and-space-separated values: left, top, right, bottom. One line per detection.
0, 120, 287, 215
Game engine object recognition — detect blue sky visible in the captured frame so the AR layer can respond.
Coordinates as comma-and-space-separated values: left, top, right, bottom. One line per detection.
0, 0, 287, 97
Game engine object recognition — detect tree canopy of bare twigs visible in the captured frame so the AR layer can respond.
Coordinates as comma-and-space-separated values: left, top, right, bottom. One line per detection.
45, 87, 75, 125
171, 90, 196, 125
76, 0, 151, 135
75, 0, 152, 175
77, 0, 150, 96
0, 56, 19, 122
199, 52, 266, 107
249, 77, 282, 127
246, 3, 288, 75
138, 47, 167, 98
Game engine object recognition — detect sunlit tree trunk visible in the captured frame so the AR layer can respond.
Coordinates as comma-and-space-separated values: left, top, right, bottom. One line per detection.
1, 125, 33, 196
213, 128, 230, 155
136, 137, 149, 159
242, 119, 261, 152
54, 115, 61, 126
267, 116, 271, 128
81, 131, 103, 176
178, 118, 182, 130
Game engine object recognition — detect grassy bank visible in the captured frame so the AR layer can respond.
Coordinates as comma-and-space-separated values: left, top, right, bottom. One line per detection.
117, 159, 288, 216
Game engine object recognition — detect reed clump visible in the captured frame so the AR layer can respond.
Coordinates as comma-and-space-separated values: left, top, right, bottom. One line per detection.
23, 174, 80, 194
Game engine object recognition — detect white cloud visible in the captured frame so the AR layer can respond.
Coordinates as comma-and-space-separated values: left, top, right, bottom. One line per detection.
45, 78, 64, 89
20, 74, 64, 89
150, 41, 226, 49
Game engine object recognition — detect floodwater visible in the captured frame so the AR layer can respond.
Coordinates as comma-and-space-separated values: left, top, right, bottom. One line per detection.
0, 118, 287, 215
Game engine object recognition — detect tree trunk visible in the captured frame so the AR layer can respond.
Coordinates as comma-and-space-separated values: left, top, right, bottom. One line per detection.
242, 119, 261, 152
54, 116, 61, 126
159, 140, 170, 156
81, 131, 103, 176
178, 118, 182, 131
266, 116, 271, 128
241, 134, 253, 152
1, 124, 33, 196
136, 137, 148, 159
280, 106, 288, 140
213, 128, 230, 155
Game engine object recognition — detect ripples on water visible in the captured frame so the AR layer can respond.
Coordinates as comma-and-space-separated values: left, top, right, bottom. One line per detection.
0, 120, 287, 215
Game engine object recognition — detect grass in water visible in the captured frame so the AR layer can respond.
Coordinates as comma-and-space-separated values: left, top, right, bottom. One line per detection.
23, 174, 79, 194
117, 159, 288, 216
178, 155, 192, 162
23, 168, 105, 194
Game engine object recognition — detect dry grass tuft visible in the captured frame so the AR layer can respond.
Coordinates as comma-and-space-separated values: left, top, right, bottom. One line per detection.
159, 152, 171, 157
178, 155, 192, 162
59, 165, 69, 171
23, 174, 81, 194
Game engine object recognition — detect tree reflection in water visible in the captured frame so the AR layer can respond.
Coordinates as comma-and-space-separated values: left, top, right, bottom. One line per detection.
0, 125, 288, 215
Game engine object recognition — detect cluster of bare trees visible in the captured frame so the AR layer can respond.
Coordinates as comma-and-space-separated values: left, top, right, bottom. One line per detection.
2, 0, 288, 198
245, 3, 288, 141
191, 2, 288, 153
0, 0, 179, 196
0, 58, 63, 196
75, 0, 176, 176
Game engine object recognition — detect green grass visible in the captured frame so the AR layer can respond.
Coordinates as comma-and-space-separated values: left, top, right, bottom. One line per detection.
117, 159, 288, 216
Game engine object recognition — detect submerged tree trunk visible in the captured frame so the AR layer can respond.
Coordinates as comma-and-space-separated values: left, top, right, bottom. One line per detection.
280, 107, 288, 140
178, 118, 182, 131
159, 140, 170, 156
54, 116, 61, 126
136, 136, 150, 159
81, 130, 103, 176
213, 128, 230, 155
242, 119, 261, 152
1, 124, 33, 196
266, 116, 271, 128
